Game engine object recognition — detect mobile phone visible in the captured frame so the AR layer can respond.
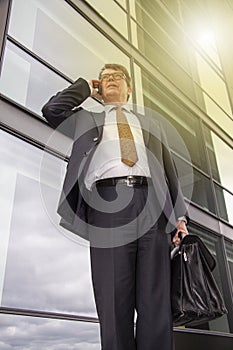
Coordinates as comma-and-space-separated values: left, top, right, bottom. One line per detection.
98, 82, 102, 95
92, 80, 102, 95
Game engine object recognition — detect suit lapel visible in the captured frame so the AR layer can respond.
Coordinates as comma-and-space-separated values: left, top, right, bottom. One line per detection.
132, 110, 150, 147
90, 111, 105, 140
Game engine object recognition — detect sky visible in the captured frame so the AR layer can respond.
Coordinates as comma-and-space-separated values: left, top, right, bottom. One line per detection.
0, 132, 100, 348
0, 313, 100, 350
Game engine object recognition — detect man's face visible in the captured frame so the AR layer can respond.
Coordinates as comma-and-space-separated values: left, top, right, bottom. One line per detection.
100, 69, 132, 104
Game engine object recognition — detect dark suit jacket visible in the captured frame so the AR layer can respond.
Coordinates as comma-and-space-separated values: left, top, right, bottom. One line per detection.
42, 78, 189, 240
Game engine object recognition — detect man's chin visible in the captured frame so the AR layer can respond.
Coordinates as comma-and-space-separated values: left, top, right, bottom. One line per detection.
104, 93, 119, 103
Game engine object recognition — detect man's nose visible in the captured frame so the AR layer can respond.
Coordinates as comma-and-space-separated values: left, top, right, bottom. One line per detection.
109, 75, 114, 81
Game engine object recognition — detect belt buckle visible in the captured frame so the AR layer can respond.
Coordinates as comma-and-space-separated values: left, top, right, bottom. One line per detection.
126, 176, 135, 187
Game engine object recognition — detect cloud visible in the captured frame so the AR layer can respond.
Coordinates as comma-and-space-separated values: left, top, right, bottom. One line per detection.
2, 174, 97, 317
1, 135, 100, 349
0, 314, 100, 349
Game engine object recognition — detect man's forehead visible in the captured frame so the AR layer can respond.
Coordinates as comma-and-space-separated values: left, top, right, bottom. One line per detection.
101, 69, 122, 75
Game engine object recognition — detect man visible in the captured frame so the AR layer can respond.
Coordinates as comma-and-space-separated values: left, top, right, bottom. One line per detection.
42, 63, 189, 350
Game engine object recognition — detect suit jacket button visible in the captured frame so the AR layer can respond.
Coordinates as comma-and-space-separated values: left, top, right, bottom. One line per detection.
93, 137, 98, 142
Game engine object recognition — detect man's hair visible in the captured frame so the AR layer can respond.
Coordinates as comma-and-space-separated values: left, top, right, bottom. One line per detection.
98, 63, 131, 87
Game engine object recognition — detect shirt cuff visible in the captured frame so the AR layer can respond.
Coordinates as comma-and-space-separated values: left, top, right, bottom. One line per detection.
177, 216, 187, 224
84, 79, 93, 95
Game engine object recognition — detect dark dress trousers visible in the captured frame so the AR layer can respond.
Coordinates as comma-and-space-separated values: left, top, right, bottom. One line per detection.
42, 78, 189, 350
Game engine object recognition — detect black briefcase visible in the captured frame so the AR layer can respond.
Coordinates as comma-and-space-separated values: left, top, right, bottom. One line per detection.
171, 234, 227, 327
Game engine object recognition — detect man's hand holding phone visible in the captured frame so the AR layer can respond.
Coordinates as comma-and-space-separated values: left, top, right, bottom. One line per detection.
89, 79, 102, 100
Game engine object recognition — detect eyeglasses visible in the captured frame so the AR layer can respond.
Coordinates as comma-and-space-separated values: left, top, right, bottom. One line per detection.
100, 72, 126, 82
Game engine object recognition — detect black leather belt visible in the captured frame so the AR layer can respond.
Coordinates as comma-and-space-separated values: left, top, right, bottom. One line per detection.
95, 176, 151, 187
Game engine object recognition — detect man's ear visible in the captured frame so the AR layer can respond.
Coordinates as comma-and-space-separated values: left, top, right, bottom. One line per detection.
127, 86, 132, 101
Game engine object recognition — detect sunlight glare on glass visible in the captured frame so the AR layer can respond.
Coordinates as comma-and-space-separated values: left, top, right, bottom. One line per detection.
197, 28, 216, 48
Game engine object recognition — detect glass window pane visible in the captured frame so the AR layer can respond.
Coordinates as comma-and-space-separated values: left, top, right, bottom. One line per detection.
174, 156, 216, 213
180, 1, 222, 68
0, 40, 104, 116
134, 0, 184, 47
141, 70, 208, 172
215, 185, 233, 225
205, 129, 233, 191
135, 24, 195, 99
172, 155, 194, 204
0, 130, 97, 317
131, 1, 186, 67
202, 92, 233, 137
191, 170, 216, 214
82, 0, 128, 37
225, 240, 233, 287
196, 52, 232, 115
195, 51, 233, 137
0, 41, 69, 115
8, 0, 129, 80
0, 314, 100, 349
130, 0, 198, 99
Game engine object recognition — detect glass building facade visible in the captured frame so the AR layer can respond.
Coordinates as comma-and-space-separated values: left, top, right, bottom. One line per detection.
0, 0, 233, 348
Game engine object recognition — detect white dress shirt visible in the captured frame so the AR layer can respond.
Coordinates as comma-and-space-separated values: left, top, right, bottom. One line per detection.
84, 104, 151, 190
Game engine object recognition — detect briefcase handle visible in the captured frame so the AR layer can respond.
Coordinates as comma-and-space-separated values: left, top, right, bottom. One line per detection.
171, 234, 216, 271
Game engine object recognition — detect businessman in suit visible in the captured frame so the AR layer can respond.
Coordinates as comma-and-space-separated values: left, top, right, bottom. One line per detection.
42, 63, 189, 350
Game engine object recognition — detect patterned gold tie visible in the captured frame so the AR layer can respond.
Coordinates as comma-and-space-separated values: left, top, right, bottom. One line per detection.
116, 106, 138, 167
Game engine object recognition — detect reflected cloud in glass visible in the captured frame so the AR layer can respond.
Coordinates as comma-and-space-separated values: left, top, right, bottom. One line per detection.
0, 314, 100, 349
0, 131, 97, 317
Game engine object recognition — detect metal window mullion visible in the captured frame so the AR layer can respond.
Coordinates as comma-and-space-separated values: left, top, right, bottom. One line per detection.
199, 119, 220, 217
0, 306, 99, 324
0, 119, 69, 162
216, 237, 233, 333
0, 0, 12, 76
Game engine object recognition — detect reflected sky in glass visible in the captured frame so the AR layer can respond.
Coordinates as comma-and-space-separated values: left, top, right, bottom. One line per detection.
0, 313, 100, 350
0, 130, 97, 317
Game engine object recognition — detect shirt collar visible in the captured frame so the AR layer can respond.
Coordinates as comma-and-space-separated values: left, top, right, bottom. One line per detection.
104, 103, 132, 113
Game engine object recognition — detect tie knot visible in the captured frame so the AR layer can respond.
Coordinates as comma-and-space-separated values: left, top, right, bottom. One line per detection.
116, 106, 127, 123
